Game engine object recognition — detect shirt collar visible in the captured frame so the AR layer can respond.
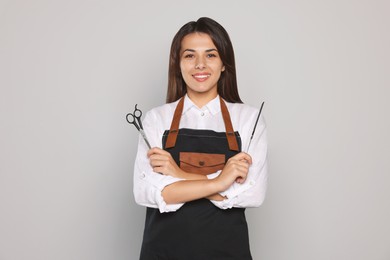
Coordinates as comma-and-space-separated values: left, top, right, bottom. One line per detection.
182, 94, 221, 116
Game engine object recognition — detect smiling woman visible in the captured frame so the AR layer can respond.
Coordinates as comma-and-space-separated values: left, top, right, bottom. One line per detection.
166, 17, 241, 104
133, 17, 268, 260
179, 33, 226, 107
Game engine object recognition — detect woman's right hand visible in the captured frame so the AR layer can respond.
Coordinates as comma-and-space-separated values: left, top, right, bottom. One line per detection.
214, 152, 252, 192
147, 147, 186, 179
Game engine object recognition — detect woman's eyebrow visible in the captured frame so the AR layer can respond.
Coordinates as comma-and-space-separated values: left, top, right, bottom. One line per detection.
182, 49, 195, 53
182, 48, 218, 53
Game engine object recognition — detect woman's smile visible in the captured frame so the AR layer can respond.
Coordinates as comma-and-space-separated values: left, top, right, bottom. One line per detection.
192, 72, 211, 82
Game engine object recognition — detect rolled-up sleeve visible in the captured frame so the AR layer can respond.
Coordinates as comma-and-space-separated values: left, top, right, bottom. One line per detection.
209, 115, 268, 209
133, 110, 184, 213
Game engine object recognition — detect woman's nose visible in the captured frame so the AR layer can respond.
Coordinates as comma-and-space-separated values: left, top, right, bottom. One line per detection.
195, 57, 206, 69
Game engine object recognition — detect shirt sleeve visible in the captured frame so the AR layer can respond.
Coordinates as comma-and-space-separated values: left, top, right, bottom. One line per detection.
133, 109, 185, 213
209, 115, 268, 209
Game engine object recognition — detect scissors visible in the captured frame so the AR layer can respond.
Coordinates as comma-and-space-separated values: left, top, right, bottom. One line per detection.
126, 104, 152, 149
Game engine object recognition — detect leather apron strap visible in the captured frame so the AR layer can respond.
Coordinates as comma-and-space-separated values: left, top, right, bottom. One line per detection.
220, 96, 239, 151
164, 97, 184, 149
165, 96, 239, 151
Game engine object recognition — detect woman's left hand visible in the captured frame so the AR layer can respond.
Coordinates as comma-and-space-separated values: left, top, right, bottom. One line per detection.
147, 147, 185, 178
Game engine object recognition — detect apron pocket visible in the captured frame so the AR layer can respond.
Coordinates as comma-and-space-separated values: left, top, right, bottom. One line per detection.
179, 152, 226, 175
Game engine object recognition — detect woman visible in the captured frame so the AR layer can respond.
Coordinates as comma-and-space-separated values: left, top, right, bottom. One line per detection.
133, 17, 268, 259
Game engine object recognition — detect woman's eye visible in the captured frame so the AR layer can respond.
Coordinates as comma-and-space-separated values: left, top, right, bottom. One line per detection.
184, 54, 194, 59
207, 53, 217, 58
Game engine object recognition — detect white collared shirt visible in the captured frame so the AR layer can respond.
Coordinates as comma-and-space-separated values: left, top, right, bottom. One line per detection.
133, 95, 268, 213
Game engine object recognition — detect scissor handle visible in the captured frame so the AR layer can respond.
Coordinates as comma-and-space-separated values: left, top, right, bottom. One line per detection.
133, 104, 144, 130
126, 113, 140, 131
133, 104, 142, 118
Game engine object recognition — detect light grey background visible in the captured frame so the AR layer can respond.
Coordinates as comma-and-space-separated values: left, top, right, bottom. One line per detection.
1, 0, 389, 259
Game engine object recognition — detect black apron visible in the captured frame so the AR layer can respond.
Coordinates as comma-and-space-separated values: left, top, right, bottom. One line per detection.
140, 97, 252, 260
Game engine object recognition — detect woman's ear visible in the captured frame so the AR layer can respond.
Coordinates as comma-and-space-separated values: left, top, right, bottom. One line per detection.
222, 65, 225, 72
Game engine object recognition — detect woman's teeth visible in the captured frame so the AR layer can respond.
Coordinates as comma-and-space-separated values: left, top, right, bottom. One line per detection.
193, 74, 210, 79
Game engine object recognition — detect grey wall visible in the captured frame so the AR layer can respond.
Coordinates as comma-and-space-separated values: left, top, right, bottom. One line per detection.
1, 0, 389, 259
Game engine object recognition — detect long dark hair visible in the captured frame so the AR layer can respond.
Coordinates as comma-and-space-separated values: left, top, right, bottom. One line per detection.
166, 17, 242, 103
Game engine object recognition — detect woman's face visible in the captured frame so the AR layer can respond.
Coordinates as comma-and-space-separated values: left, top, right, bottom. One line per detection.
180, 32, 225, 103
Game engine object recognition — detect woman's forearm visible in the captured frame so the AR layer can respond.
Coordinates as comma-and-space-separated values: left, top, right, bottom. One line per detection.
176, 172, 226, 202
162, 179, 222, 204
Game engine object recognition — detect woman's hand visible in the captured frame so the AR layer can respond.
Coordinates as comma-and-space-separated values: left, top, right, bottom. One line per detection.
214, 152, 252, 192
147, 147, 185, 179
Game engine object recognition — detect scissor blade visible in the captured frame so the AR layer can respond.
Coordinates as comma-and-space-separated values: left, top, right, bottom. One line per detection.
139, 129, 152, 149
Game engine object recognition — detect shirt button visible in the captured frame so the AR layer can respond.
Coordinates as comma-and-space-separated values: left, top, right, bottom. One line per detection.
200, 112, 205, 116
249, 180, 255, 185
140, 172, 146, 179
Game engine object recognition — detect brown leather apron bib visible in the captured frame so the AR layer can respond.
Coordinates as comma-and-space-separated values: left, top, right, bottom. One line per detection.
140, 97, 252, 260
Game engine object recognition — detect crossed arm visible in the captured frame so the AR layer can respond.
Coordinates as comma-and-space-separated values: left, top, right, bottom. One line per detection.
147, 147, 252, 204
